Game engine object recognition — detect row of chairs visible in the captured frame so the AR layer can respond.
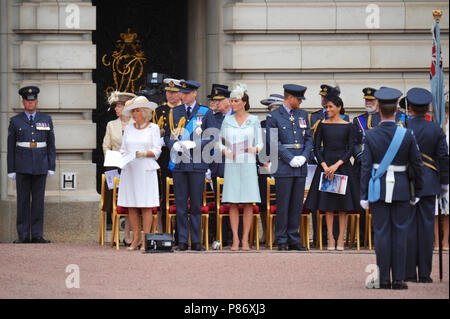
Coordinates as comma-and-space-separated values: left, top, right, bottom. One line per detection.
99, 173, 372, 251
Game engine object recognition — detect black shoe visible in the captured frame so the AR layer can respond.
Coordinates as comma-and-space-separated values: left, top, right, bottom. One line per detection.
176, 243, 188, 251
405, 276, 417, 283
278, 244, 287, 251
379, 280, 391, 289
191, 243, 205, 251
288, 243, 308, 251
31, 237, 51, 244
419, 276, 433, 283
392, 280, 408, 290
122, 239, 131, 247
13, 238, 30, 244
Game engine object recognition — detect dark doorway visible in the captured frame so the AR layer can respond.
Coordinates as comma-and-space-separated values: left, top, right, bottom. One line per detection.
91, 0, 188, 193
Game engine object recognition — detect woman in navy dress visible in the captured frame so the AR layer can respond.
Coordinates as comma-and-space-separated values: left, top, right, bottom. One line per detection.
304, 92, 359, 250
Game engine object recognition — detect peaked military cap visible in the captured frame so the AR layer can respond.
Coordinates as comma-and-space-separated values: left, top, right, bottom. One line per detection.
164, 78, 182, 92
19, 86, 40, 101
207, 84, 229, 99
363, 87, 377, 100
180, 80, 201, 93
212, 86, 231, 100
283, 84, 307, 100
319, 84, 337, 97
260, 94, 284, 106
406, 88, 432, 108
374, 87, 403, 104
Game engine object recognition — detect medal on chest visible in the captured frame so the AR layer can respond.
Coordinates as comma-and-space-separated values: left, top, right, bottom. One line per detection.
195, 116, 203, 135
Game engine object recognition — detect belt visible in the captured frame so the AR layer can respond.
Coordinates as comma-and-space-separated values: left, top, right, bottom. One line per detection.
373, 163, 407, 203
282, 144, 304, 149
16, 142, 47, 148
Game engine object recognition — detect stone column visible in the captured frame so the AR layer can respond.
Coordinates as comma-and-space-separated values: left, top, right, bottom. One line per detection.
0, 0, 99, 243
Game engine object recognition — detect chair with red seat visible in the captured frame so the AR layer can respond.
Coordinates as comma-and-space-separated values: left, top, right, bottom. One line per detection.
165, 177, 211, 250
216, 177, 260, 250
110, 177, 158, 250
266, 177, 310, 250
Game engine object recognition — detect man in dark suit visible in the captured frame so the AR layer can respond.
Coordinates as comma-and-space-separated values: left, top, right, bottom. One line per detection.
353, 88, 381, 244
360, 87, 423, 290
7, 86, 56, 244
164, 80, 209, 251
265, 84, 313, 251
404, 88, 449, 283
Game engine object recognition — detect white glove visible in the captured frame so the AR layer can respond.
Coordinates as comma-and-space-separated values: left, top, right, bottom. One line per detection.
136, 150, 147, 158
441, 184, 449, 195
173, 141, 183, 153
297, 156, 306, 167
160, 137, 165, 147
410, 197, 420, 206
289, 157, 300, 168
205, 169, 212, 181
360, 200, 369, 210
47, 170, 55, 177
8, 173, 16, 180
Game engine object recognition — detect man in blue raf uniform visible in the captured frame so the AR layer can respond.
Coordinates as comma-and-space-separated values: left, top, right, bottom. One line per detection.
404, 88, 449, 283
360, 87, 423, 290
353, 88, 381, 243
7, 86, 56, 244
265, 84, 313, 251
165, 80, 209, 251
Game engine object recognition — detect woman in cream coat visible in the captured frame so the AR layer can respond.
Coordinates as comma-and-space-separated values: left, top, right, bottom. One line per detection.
117, 96, 162, 250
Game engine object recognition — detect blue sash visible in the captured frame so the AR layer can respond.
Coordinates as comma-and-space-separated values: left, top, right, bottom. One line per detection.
368, 125, 406, 203
357, 114, 367, 132
168, 106, 209, 171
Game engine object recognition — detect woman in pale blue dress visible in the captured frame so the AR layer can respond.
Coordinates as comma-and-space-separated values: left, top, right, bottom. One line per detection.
220, 84, 263, 250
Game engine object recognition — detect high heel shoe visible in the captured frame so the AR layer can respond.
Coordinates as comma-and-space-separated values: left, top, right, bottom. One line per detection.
327, 238, 335, 251
336, 238, 345, 251
230, 241, 240, 251
123, 239, 131, 247
126, 245, 139, 251
241, 242, 250, 251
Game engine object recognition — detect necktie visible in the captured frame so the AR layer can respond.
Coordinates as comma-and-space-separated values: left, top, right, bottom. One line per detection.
186, 106, 191, 118
30, 115, 33, 123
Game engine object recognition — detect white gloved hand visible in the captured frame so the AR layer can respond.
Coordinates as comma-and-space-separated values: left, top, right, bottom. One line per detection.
410, 197, 420, 206
136, 150, 147, 158
160, 137, 165, 147
173, 141, 183, 153
8, 173, 16, 180
360, 200, 369, 210
205, 169, 212, 181
297, 156, 307, 167
441, 184, 449, 195
289, 157, 300, 168
47, 170, 55, 177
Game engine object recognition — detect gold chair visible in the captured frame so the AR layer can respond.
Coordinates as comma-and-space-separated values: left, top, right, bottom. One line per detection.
165, 177, 210, 250
216, 177, 260, 250
266, 177, 310, 250
110, 176, 157, 250
316, 210, 360, 251
364, 208, 372, 250
99, 174, 107, 246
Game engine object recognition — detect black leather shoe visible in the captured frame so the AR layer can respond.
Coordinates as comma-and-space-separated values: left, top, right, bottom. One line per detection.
405, 276, 417, 283
176, 243, 188, 251
13, 238, 30, 244
191, 243, 205, 251
31, 237, 51, 243
288, 244, 308, 251
419, 276, 433, 283
278, 244, 287, 251
392, 280, 408, 290
379, 281, 391, 289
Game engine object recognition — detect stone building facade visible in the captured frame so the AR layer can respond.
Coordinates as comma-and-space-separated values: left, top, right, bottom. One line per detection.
0, 0, 448, 242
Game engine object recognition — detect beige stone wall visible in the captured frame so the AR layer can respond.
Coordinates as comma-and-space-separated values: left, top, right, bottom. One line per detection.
204, 0, 449, 117
0, 0, 99, 242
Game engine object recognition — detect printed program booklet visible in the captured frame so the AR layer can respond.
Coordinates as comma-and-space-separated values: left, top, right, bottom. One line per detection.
318, 172, 348, 195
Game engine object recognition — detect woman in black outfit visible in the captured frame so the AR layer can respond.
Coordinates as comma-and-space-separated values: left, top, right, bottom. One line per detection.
304, 91, 359, 250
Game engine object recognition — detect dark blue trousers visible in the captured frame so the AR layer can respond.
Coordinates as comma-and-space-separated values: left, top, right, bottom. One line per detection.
274, 177, 305, 245
405, 196, 436, 279
371, 200, 413, 282
16, 173, 47, 240
172, 171, 205, 245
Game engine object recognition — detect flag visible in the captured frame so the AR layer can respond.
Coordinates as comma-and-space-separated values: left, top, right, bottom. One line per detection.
430, 20, 446, 128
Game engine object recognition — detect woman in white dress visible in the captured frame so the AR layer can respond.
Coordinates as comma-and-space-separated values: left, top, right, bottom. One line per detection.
117, 96, 162, 251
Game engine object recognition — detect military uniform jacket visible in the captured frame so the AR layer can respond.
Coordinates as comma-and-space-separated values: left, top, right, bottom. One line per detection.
201, 108, 228, 177
164, 101, 209, 172
352, 111, 381, 160
265, 106, 313, 178
407, 116, 449, 196
360, 121, 423, 202
153, 103, 175, 137
7, 112, 56, 175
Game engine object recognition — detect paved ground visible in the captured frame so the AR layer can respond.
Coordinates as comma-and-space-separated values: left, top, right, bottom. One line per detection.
0, 243, 448, 299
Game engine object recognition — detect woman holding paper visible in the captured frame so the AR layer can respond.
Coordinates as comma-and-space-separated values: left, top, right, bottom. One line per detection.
304, 88, 359, 251
117, 96, 162, 251
102, 91, 136, 246
220, 84, 264, 251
